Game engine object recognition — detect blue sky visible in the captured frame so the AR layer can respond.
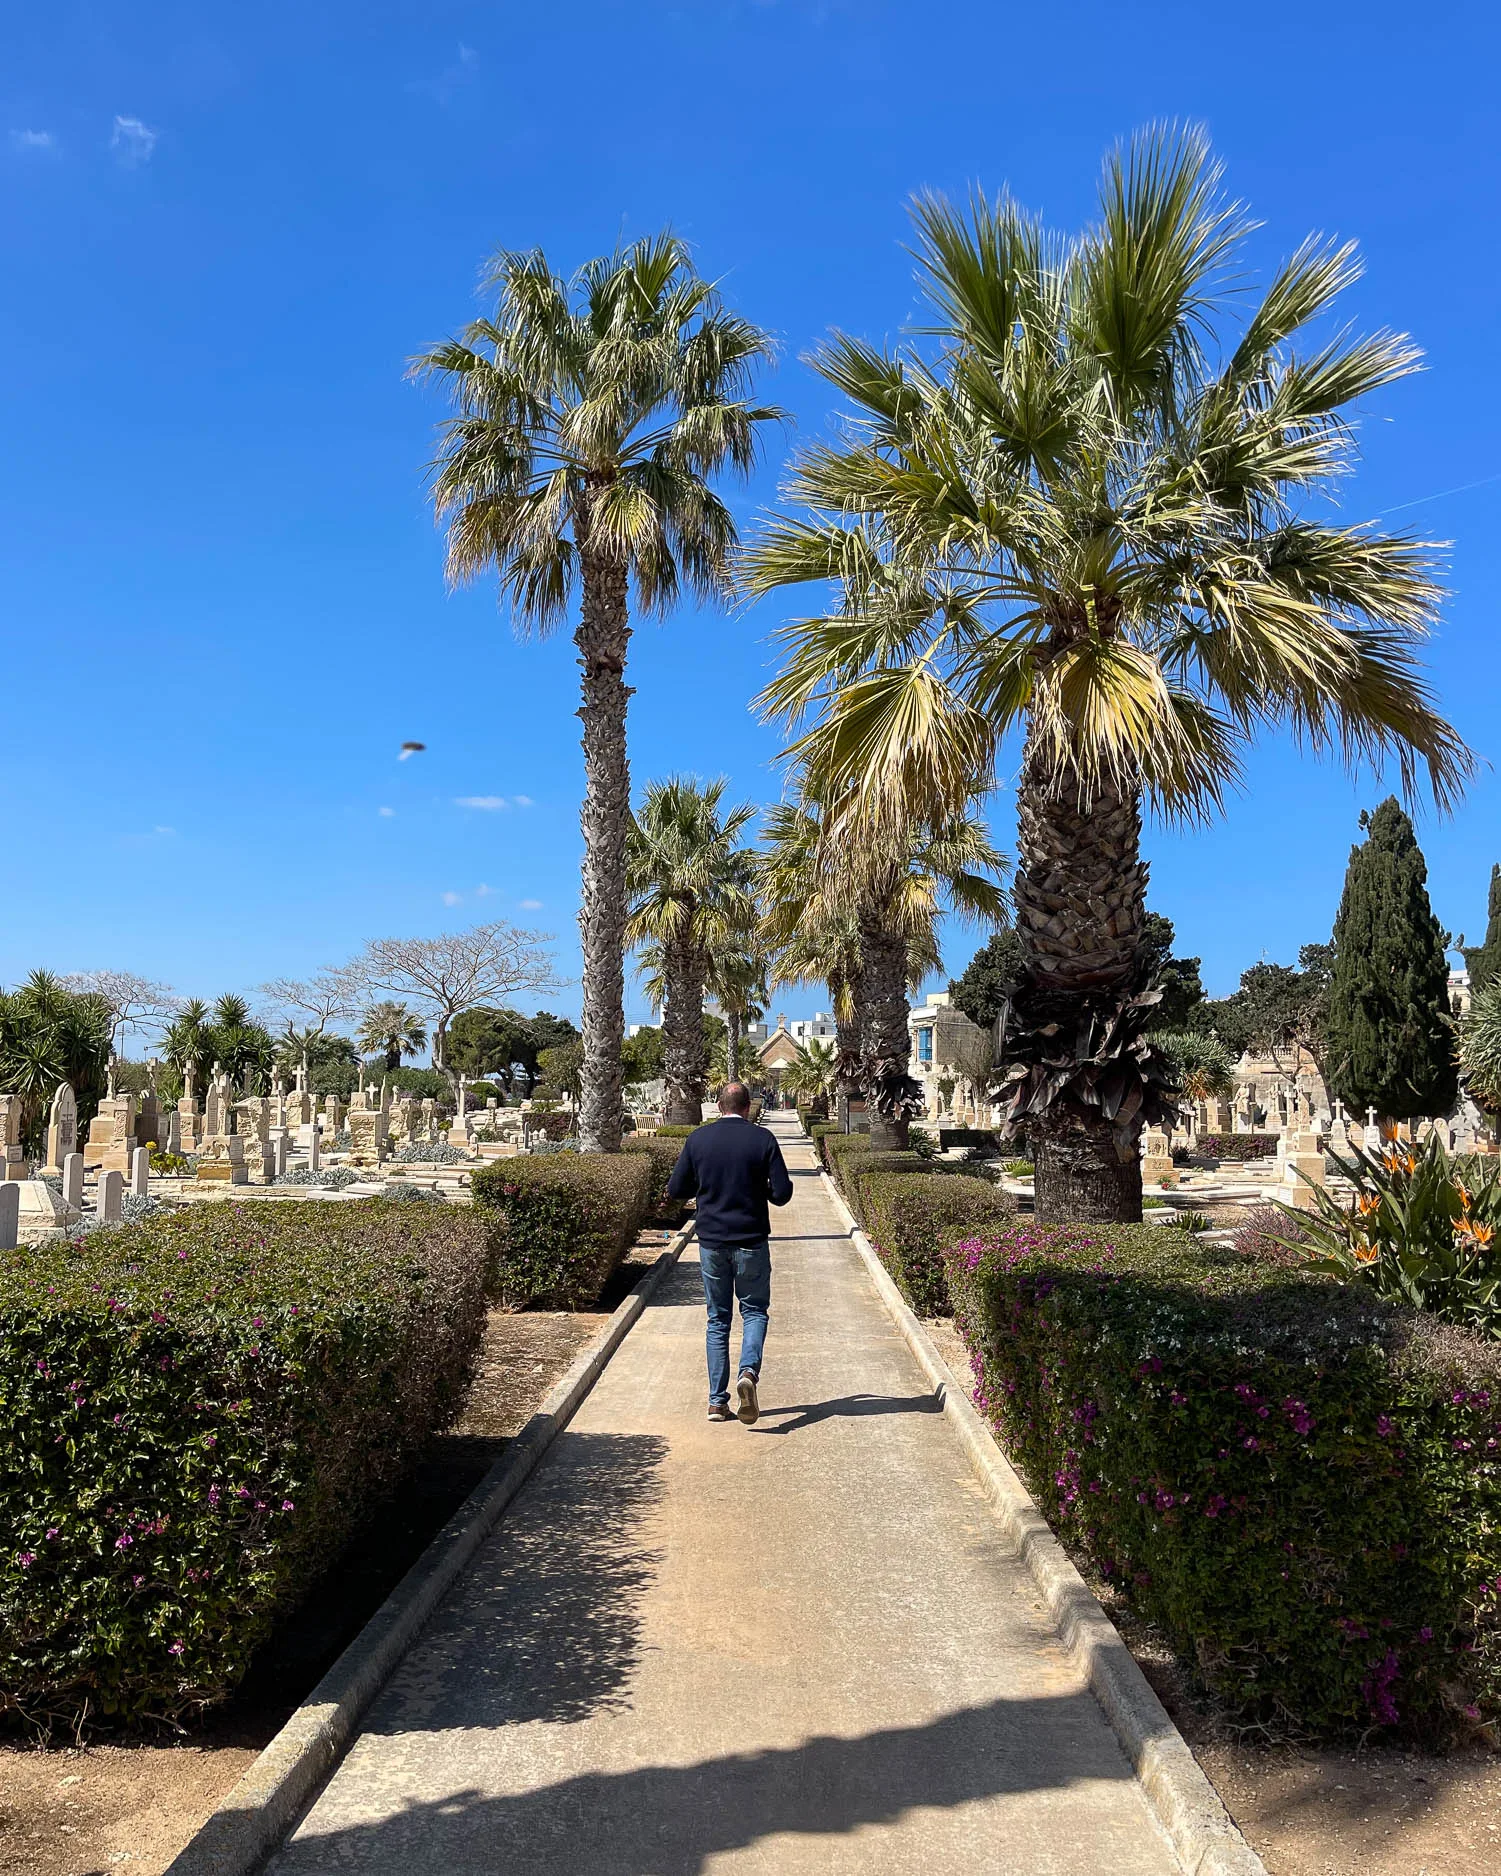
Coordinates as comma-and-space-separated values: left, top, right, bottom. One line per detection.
3, 0, 1498, 1037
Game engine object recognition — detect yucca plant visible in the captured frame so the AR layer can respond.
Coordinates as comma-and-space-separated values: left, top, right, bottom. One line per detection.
1281, 1134, 1501, 1336
744, 126, 1470, 1221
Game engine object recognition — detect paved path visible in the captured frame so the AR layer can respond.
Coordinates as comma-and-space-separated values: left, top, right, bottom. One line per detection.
271, 1118, 1181, 1875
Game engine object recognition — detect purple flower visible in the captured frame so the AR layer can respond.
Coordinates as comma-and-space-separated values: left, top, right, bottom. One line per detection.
114, 1532, 133, 1550
168, 1640, 185, 1657
281, 1499, 295, 1512
16, 1550, 36, 1569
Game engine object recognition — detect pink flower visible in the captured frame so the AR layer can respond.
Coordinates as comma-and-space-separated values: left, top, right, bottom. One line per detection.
115, 1532, 133, 1550
281, 1500, 295, 1513
16, 1551, 36, 1569
168, 1641, 184, 1657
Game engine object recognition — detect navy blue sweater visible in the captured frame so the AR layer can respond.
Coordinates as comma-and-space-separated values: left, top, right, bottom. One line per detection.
665, 1116, 794, 1244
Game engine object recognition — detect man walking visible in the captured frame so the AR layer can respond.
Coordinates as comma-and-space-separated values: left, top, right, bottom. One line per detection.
666, 1082, 793, 1424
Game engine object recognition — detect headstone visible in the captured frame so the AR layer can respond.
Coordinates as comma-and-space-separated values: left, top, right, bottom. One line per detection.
130, 1147, 150, 1198
271, 1129, 289, 1178
193, 1135, 248, 1184
166, 1108, 182, 1155
62, 1152, 83, 1212
1365, 1107, 1383, 1153
135, 1090, 161, 1148
0, 1182, 17, 1251
98, 1169, 124, 1223
45, 1081, 78, 1173
1327, 1101, 1351, 1155
348, 1107, 384, 1167
1142, 1126, 1176, 1188
177, 1096, 201, 1152
84, 1096, 137, 1173
420, 1097, 438, 1143
308, 1123, 321, 1172
0, 1094, 25, 1184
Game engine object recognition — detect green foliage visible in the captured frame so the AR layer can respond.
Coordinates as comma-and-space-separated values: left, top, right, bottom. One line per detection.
1284, 1135, 1501, 1337
620, 1135, 689, 1224
860, 1169, 1015, 1316
534, 1039, 584, 1105
0, 1201, 488, 1732
471, 1153, 653, 1308
651, 1122, 707, 1139
1460, 981, 1501, 1120
1154, 1030, 1235, 1103
1327, 801, 1457, 1120
1002, 1160, 1036, 1178
1136, 912, 1205, 1032
949, 931, 1023, 1030
1198, 1133, 1278, 1160
356, 1001, 428, 1073
946, 1222, 1501, 1736
1189, 945, 1333, 1070
448, 1006, 573, 1095
0, 972, 112, 1153
385, 1067, 450, 1101
621, 1026, 667, 1087
1462, 864, 1501, 994
780, 1038, 839, 1104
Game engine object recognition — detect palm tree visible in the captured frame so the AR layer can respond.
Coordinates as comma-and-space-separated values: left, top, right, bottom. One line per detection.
413, 235, 780, 1154
781, 1037, 839, 1115
746, 127, 1469, 1219
626, 778, 757, 1125
163, 999, 210, 1092
1460, 981, 1501, 1130
357, 1001, 429, 1073
707, 940, 771, 1083
0, 972, 112, 1151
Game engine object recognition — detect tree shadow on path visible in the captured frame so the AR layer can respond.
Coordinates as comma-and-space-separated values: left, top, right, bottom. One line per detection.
280, 1689, 1162, 1876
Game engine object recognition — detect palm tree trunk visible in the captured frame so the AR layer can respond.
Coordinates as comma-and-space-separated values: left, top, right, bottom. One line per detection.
727, 1011, 741, 1082
829, 964, 864, 1129
575, 537, 631, 1154
1013, 736, 1149, 1224
858, 916, 912, 1150
662, 939, 707, 1126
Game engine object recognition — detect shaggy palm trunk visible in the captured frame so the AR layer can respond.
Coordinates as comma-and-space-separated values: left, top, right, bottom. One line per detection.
575, 535, 631, 1154
829, 964, 864, 1129
662, 938, 708, 1126
1013, 737, 1148, 1224
858, 918, 911, 1150
726, 1011, 741, 1083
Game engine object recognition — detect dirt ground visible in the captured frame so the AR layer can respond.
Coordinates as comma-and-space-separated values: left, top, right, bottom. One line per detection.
0, 1263, 652, 1876
926, 1315, 1501, 1875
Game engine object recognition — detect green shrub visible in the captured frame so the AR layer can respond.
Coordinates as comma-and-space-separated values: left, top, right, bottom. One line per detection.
946, 1221, 1501, 1738
0, 1201, 488, 1733
653, 1123, 701, 1140
471, 1152, 653, 1308
621, 1135, 689, 1224
1002, 1160, 1035, 1179
860, 1171, 1015, 1316
841, 1151, 937, 1226
1198, 1132, 1278, 1160
808, 1121, 841, 1165
1287, 1135, 1501, 1338
823, 1129, 880, 1186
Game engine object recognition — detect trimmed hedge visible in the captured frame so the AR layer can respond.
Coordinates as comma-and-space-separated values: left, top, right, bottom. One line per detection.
0, 1201, 488, 1732
859, 1171, 1015, 1317
653, 1123, 702, 1140
621, 1134, 689, 1224
1197, 1133, 1278, 1160
946, 1221, 1501, 1738
471, 1152, 652, 1308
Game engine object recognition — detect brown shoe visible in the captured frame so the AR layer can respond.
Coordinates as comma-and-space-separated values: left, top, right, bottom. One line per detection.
707, 1402, 734, 1421
736, 1372, 760, 1425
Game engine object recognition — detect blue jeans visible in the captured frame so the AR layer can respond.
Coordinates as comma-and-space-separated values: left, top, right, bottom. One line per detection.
700, 1239, 771, 1405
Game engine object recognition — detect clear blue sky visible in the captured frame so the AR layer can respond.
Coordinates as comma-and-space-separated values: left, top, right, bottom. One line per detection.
4, 1, 1498, 1034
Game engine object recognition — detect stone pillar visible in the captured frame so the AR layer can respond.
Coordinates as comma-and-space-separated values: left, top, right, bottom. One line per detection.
62, 1153, 84, 1212
0, 1094, 26, 1184
0, 1182, 18, 1251
166, 1109, 182, 1155
1142, 1127, 1176, 1188
99, 1169, 124, 1222
270, 1128, 289, 1178
130, 1147, 150, 1198
308, 1123, 321, 1172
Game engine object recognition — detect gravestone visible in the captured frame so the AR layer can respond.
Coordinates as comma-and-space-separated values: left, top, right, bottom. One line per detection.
1141, 1126, 1176, 1187
307, 1122, 321, 1173
98, 1169, 124, 1223
1365, 1107, 1383, 1153
166, 1108, 182, 1155
0, 1094, 25, 1184
62, 1153, 83, 1212
45, 1081, 78, 1174
271, 1129, 289, 1178
84, 1096, 137, 1174
130, 1147, 150, 1198
0, 1183, 17, 1251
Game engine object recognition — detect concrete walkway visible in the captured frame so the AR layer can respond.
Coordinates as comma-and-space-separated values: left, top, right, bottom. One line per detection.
270, 1118, 1181, 1875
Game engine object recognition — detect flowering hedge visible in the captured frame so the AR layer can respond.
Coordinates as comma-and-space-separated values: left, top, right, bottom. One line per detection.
621, 1134, 691, 1225
0, 1201, 488, 1733
946, 1222, 1501, 1739
859, 1170, 1014, 1317
471, 1152, 652, 1307
1196, 1133, 1278, 1160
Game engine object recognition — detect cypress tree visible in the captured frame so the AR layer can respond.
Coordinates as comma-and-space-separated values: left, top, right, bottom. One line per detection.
1326, 798, 1457, 1121
1462, 863, 1501, 992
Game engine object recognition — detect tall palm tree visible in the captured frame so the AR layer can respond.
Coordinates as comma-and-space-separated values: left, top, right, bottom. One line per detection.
0, 972, 112, 1152
746, 127, 1469, 1219
759, 800, 868, 1093
626, 778, 757, 1125
413, 235, 780, 1154
781, 1037, 840, 1115
357, 1000, 429, 1073
707, 940, 771, 1083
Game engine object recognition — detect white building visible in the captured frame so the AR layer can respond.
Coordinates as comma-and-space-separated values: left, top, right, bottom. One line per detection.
906, 991, 994, 1122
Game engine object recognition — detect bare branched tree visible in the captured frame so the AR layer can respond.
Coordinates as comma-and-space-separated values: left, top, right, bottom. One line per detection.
60, 970, 179, 1055
346, 923, 561, 1109
259, 969, 362, 1080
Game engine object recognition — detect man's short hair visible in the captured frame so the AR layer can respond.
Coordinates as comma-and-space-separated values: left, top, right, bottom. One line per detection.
718, 1082, 752, 1115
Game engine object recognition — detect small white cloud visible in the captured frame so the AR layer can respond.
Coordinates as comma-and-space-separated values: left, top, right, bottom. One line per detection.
474, 883, 494, 897
512, 794, 534, 808
441, 890, 463, 907
110, 116, 158, 166
11, 129, 54, 151
519, 898, 543, 910
378, 806, 396, 817
152, 824, 177, 836
455, 795, 507, 811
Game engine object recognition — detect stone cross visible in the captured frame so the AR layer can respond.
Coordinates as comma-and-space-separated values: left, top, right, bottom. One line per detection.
106, 1053, 119, 1100
184, 1061, 198, 1103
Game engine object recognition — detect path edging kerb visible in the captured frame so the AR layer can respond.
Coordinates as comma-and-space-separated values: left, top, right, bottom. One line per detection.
817, 1166, 1265, 1876
163, 1223, 695, 1876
